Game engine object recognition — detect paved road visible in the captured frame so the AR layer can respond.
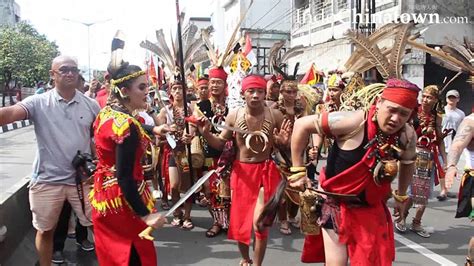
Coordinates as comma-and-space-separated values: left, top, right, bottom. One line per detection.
0, 126, 36, 199
1, 126, 472, 265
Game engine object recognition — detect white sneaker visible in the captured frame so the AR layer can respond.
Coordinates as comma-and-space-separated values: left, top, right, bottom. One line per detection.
152, 190, 162, 199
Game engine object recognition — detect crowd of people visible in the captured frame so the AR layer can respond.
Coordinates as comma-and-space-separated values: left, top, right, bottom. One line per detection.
0, 25, 472, 266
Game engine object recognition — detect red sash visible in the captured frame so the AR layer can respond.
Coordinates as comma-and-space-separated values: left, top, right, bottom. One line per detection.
301, 105, 395, 265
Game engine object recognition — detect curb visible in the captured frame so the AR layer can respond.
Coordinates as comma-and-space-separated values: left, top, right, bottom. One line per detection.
0, 120, 33, 134
0, 176, 31, 264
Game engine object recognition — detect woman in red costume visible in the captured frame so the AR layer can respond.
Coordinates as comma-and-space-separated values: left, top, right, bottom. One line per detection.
90, 34, 168, 265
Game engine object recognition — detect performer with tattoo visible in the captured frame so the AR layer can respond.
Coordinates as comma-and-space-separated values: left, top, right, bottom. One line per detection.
445, 114, 474, 266
157, 81, 195, 229
197, 75, 291, 266
194, 67, 231, 237
289, 79, 419, 265
395, 85, 447, 237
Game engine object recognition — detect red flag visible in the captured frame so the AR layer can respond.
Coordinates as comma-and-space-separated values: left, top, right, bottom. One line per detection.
148, 57, 158, 87
243, 34, 257, 66
300, 63, 316, 85
243, 34, 252, 56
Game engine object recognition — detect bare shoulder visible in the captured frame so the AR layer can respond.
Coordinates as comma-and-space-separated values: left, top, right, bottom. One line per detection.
269, 107, 284, 121
456, 115, 474, 138
267, 101, 277, 108
329, 110, 365, 137
225, 108, 239, 126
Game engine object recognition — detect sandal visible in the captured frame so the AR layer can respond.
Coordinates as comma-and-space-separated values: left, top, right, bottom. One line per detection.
411, 219, 431, 238
171, 217, 183, 227
436, 194, 448, 201
395, 221, 407, 233
279, 221, 292, 235
181, 219, 194, 230
239, 259, 253, 266
161, 201, 171, 211
206, 224, 222, 238
288, 217, 300, 229
198, 196, 209, 207
465, 256, 472, 266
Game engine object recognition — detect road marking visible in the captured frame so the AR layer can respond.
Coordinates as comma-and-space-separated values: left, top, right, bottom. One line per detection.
395, 233, 457, 266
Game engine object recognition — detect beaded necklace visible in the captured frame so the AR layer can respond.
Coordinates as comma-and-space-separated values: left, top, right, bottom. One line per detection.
171, 104, 190, 142
365, 118, 402, 186
417, 106, 437, 136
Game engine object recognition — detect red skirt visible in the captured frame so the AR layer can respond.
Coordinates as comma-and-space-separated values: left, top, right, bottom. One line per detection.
92, 207, 157, 265
227, 160, 281, 245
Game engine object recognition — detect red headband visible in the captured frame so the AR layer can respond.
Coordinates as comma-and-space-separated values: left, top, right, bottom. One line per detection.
197, 78, 209, 87
209, 67, 227, 82
381, 78, 420, 109
242, 75, 267, 93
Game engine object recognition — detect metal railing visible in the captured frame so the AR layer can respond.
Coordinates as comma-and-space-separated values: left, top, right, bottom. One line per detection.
293, 0, 349, 30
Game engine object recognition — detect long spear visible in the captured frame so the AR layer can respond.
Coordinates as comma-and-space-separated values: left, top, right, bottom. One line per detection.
175, 0, 194, 184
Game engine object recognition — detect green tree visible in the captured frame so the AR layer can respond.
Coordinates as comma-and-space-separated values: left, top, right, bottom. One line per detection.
0, 21, 59, 106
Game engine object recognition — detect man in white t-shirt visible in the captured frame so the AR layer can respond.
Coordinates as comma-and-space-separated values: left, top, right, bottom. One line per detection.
439, 89, 465, 200
443, 90, 466, 150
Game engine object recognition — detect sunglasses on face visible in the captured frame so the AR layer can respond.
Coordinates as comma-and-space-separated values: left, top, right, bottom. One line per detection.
55, 67, 79, 75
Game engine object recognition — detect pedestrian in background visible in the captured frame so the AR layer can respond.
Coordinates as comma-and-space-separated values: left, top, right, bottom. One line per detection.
0, 55, 100, 266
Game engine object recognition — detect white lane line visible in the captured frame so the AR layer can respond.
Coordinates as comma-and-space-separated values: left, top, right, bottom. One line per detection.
395, 233, 457, 266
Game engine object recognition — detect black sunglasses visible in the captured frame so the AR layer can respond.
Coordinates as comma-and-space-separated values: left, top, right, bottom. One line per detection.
56, 67, 79, 75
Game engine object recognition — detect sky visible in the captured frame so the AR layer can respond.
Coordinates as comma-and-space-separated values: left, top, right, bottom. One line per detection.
16, 0, 212, 80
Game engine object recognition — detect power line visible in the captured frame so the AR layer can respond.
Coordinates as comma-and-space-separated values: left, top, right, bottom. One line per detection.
249, 0, 283, 28
262, 6, 296, 30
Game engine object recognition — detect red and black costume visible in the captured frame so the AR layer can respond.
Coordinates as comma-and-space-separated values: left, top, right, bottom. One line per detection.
197, 97, 231, 228
90, 106, 156, 266
412, 106, 445, 199
301, 79, 419, 265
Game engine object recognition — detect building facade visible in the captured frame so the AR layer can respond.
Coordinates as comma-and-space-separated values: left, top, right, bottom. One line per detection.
289, 0, 472, 113
0, 0, 20, 26
210, 0, 292, 74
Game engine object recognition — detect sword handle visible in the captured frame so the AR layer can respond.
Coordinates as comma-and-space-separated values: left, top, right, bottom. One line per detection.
138, 226, 154, 241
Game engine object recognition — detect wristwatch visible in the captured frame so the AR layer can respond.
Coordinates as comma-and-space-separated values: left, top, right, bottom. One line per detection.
147, 109, 156, 115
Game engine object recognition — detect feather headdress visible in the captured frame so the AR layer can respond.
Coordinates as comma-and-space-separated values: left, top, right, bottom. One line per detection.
140, 25, 208, 82
268, 40, 305, 81
345, 23, 414, 80
341, 23, 415, 111
407, 37, 474, 85
108, 30, 127, 76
